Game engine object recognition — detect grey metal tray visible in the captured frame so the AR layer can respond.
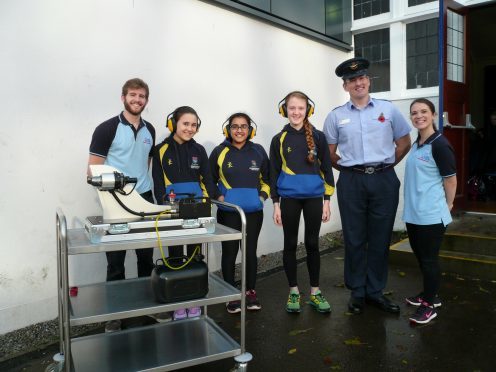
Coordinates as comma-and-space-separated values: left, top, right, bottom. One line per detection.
67, 224, 242, 254
69, 274, 240, 326
70, 317, 241, 371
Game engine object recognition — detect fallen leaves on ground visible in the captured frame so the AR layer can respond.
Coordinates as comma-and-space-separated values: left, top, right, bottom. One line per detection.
289, 328, 313, 336
288, 348, 297, 355
334, 256, 344, 260
397, 271, 406, 277
383, 290, 394, 296
479, 286, 490, 293
396, 344, 407, 352
344, 337, 366, 346
334, 282, 345, 288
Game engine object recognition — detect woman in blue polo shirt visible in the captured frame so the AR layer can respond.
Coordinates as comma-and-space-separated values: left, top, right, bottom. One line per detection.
209, 113, 270, 313
403, 98, 457, 324
270, 91, 335, 314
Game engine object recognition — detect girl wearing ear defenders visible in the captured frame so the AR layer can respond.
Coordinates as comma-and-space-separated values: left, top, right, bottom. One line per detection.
209, 113, 270, 314
270, 91, 335, 314
152, 105, 217, 320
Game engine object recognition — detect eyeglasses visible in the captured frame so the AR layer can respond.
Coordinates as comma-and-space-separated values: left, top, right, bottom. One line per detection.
230, 124, 249, 131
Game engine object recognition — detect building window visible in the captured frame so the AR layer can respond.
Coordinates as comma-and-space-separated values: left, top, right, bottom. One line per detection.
406, 18, 438, 89
354, 28, 390, 92
408, 0, 436, 6
208, 0, 352, 48
353, 0, 389, 20
447, 9, 464, 83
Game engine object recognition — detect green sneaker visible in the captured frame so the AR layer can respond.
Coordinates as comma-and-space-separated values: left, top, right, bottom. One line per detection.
286, 291, 301, 313
308, 290, 331, 313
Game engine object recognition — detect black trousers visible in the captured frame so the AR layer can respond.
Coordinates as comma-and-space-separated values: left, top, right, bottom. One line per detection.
406, 222, 446, 304
106, 190, 155, 281
337, 169, 400, 299
217, 209, 264, 291
280, 197, 323, 288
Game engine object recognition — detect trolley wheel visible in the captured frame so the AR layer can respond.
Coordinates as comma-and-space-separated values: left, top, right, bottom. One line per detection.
44, 361, 64, 372
45, 352, 64, 372
232, 352, 253, 371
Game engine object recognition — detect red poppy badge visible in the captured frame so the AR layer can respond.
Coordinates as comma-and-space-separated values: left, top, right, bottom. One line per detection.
378, 113, 385, 123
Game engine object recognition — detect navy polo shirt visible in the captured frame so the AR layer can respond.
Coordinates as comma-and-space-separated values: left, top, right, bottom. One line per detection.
89, 113, 155, 193
403, 132, 456, 226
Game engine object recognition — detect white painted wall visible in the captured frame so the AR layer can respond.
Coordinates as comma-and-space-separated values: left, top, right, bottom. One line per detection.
0, 0, 352, 334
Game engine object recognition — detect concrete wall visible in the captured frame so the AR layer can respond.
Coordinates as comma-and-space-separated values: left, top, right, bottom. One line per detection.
0, 0, 352, 334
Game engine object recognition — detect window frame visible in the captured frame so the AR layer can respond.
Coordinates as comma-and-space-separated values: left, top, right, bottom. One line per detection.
354, 27, 391, 93
406, 17, 439, 89
203, 0, 353, 50
353, 0, 390, 21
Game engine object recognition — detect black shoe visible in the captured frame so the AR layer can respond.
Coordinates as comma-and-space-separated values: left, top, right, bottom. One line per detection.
347, 297, 364, 314
365, 295, 400, 314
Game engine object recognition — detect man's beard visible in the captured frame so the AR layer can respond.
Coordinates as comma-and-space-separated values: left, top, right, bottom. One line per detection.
124, 100, 145, 115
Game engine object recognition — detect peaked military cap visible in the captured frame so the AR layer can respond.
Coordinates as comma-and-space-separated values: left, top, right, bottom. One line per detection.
335, 57, 370, 79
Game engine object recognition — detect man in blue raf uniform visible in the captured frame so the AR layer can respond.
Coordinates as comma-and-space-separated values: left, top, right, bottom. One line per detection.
323, 57, 411, 314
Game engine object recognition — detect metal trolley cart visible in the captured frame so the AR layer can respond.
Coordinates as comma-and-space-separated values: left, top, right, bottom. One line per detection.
54, 200, 252, 371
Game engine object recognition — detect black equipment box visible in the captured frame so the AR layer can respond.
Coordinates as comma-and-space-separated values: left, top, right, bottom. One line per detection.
151, 257, 209, 303
178, 197, 212, 219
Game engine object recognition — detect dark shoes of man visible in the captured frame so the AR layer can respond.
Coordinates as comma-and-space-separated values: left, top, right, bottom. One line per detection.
348, 295, 401, 314
365, 295, 400, 314
348, 297, 364, 314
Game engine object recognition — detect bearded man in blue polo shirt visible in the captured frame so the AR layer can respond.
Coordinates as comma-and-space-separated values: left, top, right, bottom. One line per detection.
323, 58, 411, 315
88, 78, 167, 331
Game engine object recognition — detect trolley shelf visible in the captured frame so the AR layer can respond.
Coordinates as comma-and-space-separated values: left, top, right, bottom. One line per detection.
56, 201, 251, 371
70, 317, 241, 372
69, 274, 240, 326
67, 224, 242, 254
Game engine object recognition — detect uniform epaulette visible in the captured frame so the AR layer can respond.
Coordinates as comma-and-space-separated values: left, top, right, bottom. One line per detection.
331, 103, 348, 111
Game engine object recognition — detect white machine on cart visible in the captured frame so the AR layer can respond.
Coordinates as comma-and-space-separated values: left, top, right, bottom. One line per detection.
50, 165, 253, 372
85, 164, 215, 243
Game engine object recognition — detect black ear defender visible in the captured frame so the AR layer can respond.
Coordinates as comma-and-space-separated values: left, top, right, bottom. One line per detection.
166, 107, 202, 133
222, 114, 257, 140
278, 91, 315, 118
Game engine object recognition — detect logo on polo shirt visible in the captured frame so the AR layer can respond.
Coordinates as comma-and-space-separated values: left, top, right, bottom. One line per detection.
191, 156, 200, 169
249, 160, 259, 171
417, 154, 431, 163
143, 137, 152, 145
227, 162, 233, 168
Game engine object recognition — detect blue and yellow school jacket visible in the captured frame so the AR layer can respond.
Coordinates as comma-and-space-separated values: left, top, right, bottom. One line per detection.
209, 140, 270, 213
152, 135, 217, 205
269, 124, 335, 201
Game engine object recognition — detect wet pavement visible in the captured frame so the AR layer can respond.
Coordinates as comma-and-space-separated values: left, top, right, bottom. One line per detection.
2, 248, 496, 371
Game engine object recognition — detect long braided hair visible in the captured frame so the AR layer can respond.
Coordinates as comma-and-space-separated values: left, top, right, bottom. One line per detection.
285, 91, 316, 163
